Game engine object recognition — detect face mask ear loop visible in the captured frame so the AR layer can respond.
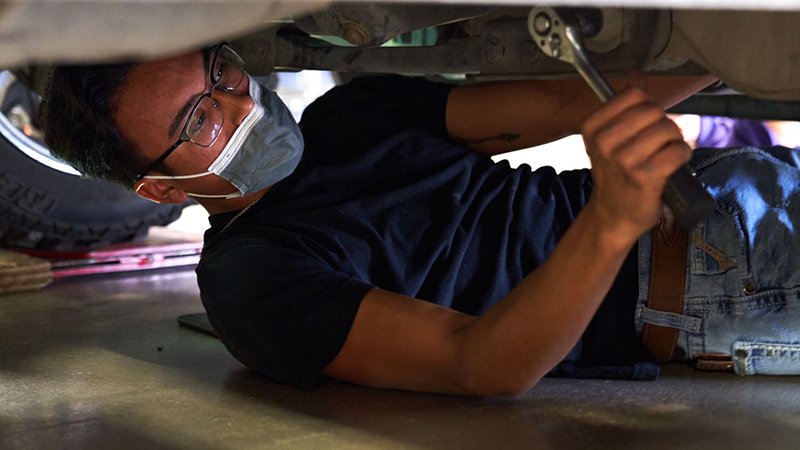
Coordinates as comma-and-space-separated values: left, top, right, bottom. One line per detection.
135, 177, 241, 200
143, 171, 214, 180
134, 181, 162, 204
184, 191, 243, 199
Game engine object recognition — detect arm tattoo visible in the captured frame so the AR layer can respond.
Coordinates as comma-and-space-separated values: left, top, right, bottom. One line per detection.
456, 133, 521, 146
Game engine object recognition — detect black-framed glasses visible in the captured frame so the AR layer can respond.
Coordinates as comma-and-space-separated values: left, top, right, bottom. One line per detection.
133, 43, 245, 183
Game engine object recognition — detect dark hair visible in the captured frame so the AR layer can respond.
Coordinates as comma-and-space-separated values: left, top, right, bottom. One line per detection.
37, 63, 146, 189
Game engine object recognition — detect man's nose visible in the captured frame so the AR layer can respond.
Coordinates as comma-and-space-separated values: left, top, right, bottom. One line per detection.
213, 83, 255, 129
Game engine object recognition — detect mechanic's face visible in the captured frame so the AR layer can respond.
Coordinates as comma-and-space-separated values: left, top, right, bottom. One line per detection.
114, 50, 254, 207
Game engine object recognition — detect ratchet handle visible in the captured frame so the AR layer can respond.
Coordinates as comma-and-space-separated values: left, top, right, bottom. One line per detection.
571, 35, 714, 229
663, 164, 717, 230
531, 6, 716, 229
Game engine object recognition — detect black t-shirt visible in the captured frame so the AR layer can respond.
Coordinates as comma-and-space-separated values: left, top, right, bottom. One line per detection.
196, 75, 655, 390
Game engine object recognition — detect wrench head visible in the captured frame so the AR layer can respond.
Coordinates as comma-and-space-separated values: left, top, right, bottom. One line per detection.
528, 6, 615, 103
528, 6, 577, 65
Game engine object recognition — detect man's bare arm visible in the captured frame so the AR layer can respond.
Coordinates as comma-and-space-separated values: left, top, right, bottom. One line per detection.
324, 200, 633, 396
445, 75, 718, 155
324, 88, 692, 396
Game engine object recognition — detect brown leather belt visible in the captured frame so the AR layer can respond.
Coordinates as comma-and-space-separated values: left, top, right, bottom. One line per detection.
642, 218, 688, 363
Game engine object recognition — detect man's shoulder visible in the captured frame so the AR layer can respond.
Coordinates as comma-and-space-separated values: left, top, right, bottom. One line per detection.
197, 232, 279, 277
197, 229, 323, 280
298, 75, 454, 161
200, 230, 261, 258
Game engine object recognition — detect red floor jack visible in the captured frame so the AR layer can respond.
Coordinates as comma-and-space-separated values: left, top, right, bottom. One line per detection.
0, 229, 202, 294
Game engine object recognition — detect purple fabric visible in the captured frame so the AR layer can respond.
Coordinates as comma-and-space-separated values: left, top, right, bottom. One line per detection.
696, 116, 778, 148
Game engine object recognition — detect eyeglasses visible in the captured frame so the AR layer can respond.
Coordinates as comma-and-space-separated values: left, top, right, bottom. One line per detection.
133, 43, 245, 183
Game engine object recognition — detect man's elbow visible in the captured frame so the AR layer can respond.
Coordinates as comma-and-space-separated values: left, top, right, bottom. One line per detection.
458, 371, 541, 397
455, 357, 543, 397
450, 326, 548, 397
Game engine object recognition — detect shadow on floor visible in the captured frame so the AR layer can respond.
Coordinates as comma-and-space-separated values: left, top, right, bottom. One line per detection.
0, 410, 216, 450
217, 367, 800, 450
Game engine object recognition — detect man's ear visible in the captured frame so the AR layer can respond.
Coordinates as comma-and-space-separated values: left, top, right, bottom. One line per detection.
135, 180, 188, 204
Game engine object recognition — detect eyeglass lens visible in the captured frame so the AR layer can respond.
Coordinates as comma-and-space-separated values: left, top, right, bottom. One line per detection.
212, 46, 245, 91
182, 46, 245, 147
186, 97, 224, 145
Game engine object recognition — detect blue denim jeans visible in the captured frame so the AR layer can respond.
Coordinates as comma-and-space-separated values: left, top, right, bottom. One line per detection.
635, 146, 800, 375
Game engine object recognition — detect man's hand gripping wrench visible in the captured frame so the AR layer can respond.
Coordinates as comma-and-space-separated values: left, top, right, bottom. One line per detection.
528, 6, 716, 230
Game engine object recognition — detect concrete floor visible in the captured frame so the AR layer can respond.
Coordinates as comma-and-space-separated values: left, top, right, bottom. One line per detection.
2, 269, 800, 450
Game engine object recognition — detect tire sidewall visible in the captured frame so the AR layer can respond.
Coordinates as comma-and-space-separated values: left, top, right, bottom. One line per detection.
0, 134, 184, 249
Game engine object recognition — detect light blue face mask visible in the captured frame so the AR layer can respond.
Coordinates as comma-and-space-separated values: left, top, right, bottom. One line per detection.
143, 75, 304, 199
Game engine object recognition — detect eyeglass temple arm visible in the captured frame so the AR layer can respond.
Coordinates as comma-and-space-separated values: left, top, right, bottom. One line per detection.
134, 140, 182, 183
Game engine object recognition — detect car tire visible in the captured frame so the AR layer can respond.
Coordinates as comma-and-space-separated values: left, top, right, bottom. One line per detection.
0, 134, 185, 250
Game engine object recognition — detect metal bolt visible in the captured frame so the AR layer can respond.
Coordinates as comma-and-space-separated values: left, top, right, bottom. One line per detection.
550, 34, 562, 58
743, 281, 758, 295
341, 22, 370, 47
533, 13, 551, 36
483, 37, 505, 64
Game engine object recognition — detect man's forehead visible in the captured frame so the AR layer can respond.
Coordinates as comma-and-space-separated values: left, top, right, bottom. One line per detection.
113, 50, 205, 155
127, 50, 204, 93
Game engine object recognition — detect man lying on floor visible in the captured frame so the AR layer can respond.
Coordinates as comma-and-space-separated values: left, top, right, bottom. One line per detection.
38, 44, 799, 396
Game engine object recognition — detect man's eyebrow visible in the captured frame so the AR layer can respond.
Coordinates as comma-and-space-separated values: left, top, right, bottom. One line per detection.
168, 96, 198, 139
168, 49, 212, 139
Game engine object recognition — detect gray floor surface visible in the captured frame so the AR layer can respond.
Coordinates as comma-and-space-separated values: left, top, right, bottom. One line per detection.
2, 268, 800, 450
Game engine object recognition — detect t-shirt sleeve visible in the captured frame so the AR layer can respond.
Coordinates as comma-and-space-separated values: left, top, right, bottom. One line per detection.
195, 238, 374, 389
298, 75, 455, 161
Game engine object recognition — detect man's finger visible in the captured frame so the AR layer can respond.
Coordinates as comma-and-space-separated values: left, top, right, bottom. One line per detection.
592, 104, 667, 154
581, 87, 650, 136
639, 141, 693, 178
616, 118, 686, 162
